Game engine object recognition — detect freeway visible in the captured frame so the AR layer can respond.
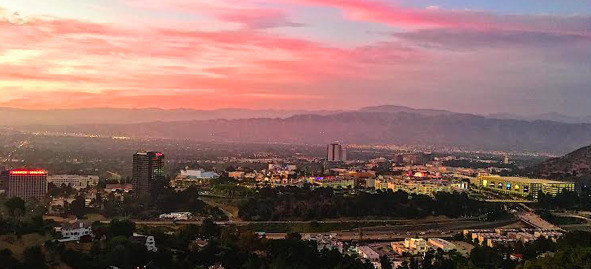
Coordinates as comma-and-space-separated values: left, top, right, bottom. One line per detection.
263, 217, 523, 241
124, 216, 487, 226
517, 212, 563, 231
109, 216, 525, 242
485, 199, 535, 203
553, 212, 591, 223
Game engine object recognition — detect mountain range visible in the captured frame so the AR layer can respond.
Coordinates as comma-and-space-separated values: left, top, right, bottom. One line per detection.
17, 109, 591, 154
487, 112, 591, 124
1, 105, 590, 126
0, 107, 342, 126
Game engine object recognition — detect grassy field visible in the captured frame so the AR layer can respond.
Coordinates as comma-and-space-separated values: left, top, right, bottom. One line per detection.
200, 197, 241, 220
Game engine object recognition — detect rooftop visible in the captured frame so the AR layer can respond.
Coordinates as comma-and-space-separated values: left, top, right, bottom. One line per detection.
478, 175, 573, 184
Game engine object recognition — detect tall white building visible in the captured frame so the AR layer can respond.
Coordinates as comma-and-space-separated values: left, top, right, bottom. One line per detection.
327, 143, 346, 162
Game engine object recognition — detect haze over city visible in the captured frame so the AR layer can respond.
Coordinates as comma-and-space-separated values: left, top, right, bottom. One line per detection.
1, 0, 590, 116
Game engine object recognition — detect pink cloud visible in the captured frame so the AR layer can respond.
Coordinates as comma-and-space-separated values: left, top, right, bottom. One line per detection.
284, 0, 591, 36
2, 1, 589, 112
126, 0, 302, 29
0, 89, 324, 110
0, 8, 420, 109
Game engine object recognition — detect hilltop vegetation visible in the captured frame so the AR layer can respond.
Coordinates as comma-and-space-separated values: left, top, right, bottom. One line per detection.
528, 144, 591, 183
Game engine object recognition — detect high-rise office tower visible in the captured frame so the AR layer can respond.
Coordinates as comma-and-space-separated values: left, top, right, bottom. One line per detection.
2, 169, 48, 201
327, 143, 346, 162
503, 156, 510, 164
132, 151, 164, 198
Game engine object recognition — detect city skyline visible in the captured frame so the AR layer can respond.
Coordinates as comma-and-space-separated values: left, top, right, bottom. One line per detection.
0, 0, 590, 116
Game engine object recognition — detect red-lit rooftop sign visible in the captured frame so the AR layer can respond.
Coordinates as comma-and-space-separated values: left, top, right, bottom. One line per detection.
10, 169, 48, 175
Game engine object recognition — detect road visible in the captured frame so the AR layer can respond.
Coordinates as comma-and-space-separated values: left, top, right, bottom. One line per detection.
4, 140, 27, 161
263, 217, 522, 241
114, 216, 524, 243
126, 216, 489, 226
553, 212, 591, 223
516, 212, 562, 231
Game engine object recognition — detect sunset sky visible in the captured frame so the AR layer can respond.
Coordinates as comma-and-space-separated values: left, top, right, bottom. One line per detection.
1, 0, 590, 115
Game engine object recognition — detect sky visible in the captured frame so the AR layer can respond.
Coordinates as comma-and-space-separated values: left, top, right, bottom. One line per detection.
0, 0, 590, 116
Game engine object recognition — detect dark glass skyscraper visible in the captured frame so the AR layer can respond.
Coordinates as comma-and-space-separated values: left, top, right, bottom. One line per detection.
132, 151, 164, 198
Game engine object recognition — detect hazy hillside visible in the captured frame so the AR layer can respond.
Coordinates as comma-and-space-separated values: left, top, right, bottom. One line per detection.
0, 107, 341, 125
358, 105, 456, 116
529, 145, 591, 182
21, 111, 591, 154
1, 106, 589, 126
488, 112, 591, 124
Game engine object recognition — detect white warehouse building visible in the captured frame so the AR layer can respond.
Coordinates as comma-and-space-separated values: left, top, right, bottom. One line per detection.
48, 175, 99, 190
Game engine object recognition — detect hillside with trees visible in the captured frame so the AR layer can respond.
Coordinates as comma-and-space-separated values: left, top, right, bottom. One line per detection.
528, 144, 591, 183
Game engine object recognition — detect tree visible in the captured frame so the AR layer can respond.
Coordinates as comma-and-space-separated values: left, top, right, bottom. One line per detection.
4, 197, 26, 217
286, 232, 302, 240
201, 218, 220, 238
68, 195, 86, 218
0, 249, 20, 269
23, 246, 48, 269
409, 258, 419, 269
380, 255, 393, 269
398, 260, 410, 269
109, 219, 135, 238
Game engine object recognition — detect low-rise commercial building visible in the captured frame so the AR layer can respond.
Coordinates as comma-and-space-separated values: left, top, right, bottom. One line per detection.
180, 169, 219, 179
48, 175, 99, 190
392, 238, 429, 255
159, 212, 193, 220
463, 228, 564, 248
428, 238, 455, 251
357, 246, 381, 269
473, 175, 576, 199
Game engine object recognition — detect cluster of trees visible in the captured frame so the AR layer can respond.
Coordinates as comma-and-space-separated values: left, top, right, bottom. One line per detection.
45, 219, 373, 269
3, 197, 26, 217
516, 231, 591, 269
151, 186, 228, 220
0, 215, 52, 236
239, 187, 508, 221
442, 160, 517, 170
58, 185, 228, 220
1, 197, 55, 236
0, 198, 57, 269
536, 189, 591, 210
211, 178, 256, 198
47, 183, 76, 197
